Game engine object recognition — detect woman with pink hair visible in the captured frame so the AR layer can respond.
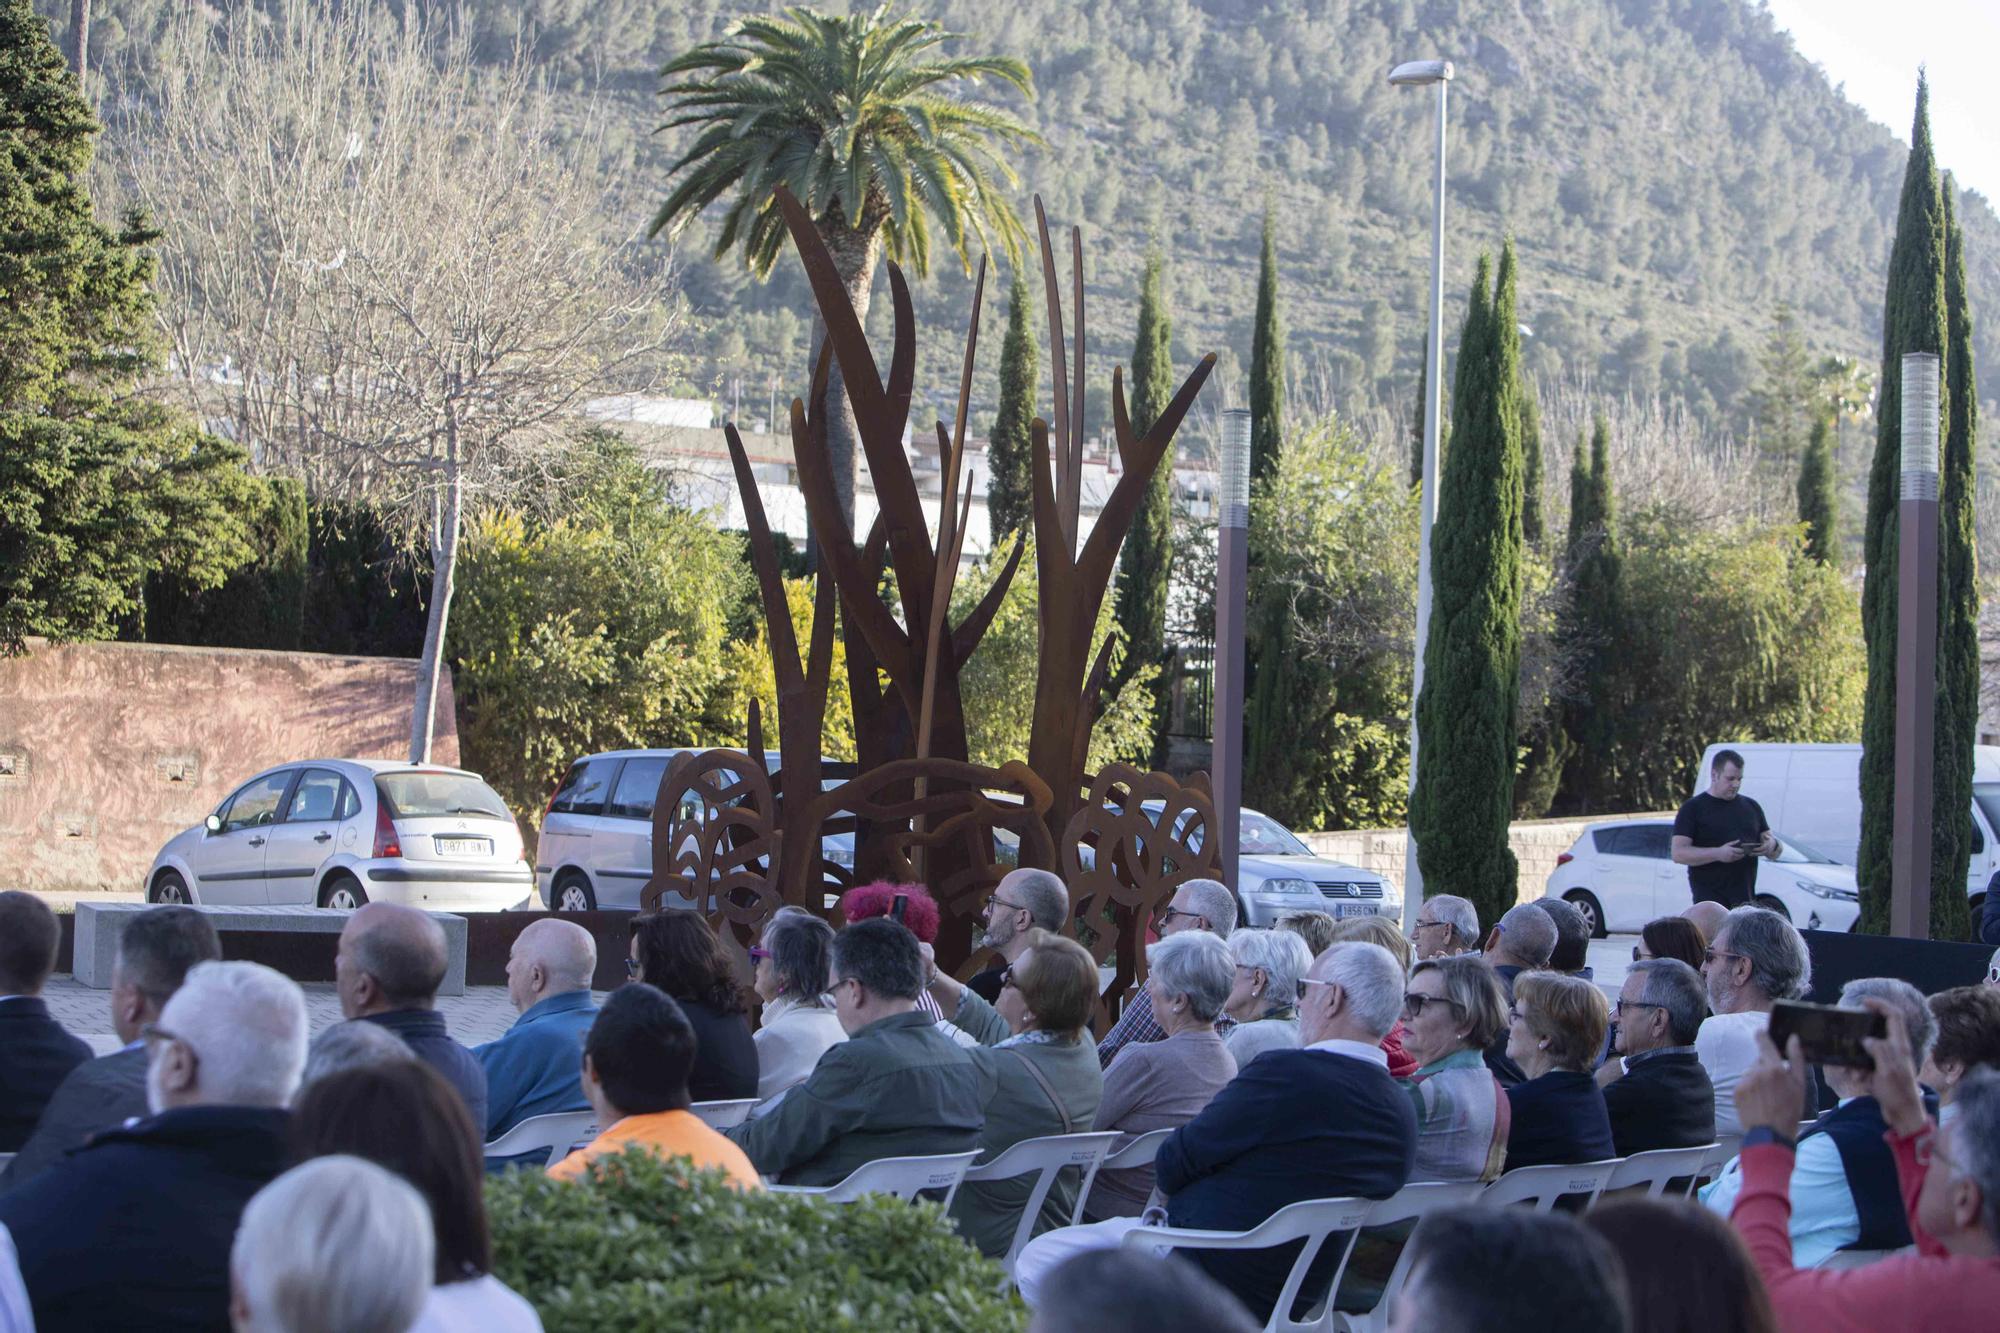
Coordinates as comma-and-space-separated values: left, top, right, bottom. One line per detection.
837, 882, 966, 1039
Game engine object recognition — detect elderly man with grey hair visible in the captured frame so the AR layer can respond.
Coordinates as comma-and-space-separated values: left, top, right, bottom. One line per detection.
969, 868, 1073, 1003
1020, 942, 1418, 1322
1479, 902, 1558, 1086
1599, 957, 1715, 1156
1411, 894, 1481, 960
1097, 878, 1238, 1069
230, 1156, 434, 1333
1703, 975, 1934, 1266
337, 901, 488, 1131
0, 961, 307, 1331
1697, 904, 1812, 1135
472, 917, 600, 1140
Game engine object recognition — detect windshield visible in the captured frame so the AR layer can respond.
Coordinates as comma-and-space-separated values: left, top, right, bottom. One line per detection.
377, 772, 512, 820
1771, 833, 1839, 865
1144, 802, 1315, 857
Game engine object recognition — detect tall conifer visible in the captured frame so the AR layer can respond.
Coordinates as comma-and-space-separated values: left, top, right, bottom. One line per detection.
1115, 252, 1174, 697
1520, 381, 1545, 547
1250, 209, 1285, 479
986, 275, 1037, 545
1933, 180, 1979, 940
1796, 417, 1838, 565
1556, 415, 1622, 810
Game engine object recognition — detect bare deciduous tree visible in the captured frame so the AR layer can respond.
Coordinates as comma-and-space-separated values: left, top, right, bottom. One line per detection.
111, 1, 678, 761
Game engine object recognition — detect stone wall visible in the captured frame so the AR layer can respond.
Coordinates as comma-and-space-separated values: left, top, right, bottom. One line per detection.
1301, 812, 1676, 907
0, 641, 457, 892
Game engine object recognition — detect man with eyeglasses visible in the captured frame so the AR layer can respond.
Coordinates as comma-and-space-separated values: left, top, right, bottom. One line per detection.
1096, 879, 1239, 1070
967, 869, 1071, 1003
1697, 905, 1812, 1136
1409, 894, 1480, 960
1598, 958, 1715, 1156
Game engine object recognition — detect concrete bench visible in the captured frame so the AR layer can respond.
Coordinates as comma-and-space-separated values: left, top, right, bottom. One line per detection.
72, 903, 468, 996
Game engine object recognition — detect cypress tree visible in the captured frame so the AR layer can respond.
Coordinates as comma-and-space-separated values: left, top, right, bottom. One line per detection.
1249, 209, 1285, 480
1114, 252, 1174, 696
1411, 243, 1526, 927
1796, 417, 1838, 565
1409, 357, 1426, 487
1520, 379, 1545, 547
986, 275, 1037, 546
1933, 180, 1979, 940
1556, 415, 1622, 810
1857, 78, 1952, 935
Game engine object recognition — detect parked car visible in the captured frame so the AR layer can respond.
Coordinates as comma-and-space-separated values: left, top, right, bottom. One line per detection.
1130, 801, 1397, 928
1545, 818, 1861, 937
145, 760, 535, 912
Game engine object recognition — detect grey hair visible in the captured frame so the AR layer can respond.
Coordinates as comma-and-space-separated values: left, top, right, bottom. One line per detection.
1721, 906, 1811, 1000
1951, 1070, 2000, 1246
1177, 878, 1238, 937
160, 961, 308, 1107
299, 1021, 416, 1096
1425, 894, 1481, 950
232, 1156, 434, 1333
1493, 903, 1556, 968
763, 908, 836, 1001
1228, 929, 1314, 1006
1009, 869, 1071, 932
1147, 930, 1235, 1023
1316, 941, 1405, 1039
1839, 976, 1935, 1069
1631, 958, 1708, 1046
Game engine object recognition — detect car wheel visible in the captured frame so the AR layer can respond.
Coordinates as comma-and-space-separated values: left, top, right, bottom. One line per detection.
320, 875, 368, 910
553, 872, 597, 913
1564, 889, 1607, 939
151, 870, 191, 905
1754, 893, 1791, 921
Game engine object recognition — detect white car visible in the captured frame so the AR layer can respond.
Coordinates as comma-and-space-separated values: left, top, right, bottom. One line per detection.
1137, 801, 1397, 927
1545, 818, 1861, 937
145, 759, 535, 912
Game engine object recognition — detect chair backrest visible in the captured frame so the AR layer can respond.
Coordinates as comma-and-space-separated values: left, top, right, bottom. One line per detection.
1602, 1144, 1719, 1199
1128, 1195, 1375, 1333
805, 1151, 984, 1205
963, 1132, 1120, 1280
1102, 1126, 1176, 1171
1332, 1182, 1489, 1333
1691, 1137, 1741, 1191
482, 1110, 599, 1165
690, 1099, 759, 1130
1478, 1160, 1621, 1213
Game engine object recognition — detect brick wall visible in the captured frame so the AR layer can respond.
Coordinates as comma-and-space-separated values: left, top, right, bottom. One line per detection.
0, 641, 457, 892
1301, 813, 1676, 907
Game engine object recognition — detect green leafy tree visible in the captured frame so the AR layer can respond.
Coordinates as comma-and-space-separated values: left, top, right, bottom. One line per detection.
1411, 244, 1526, 925
710, 575, 856, 759
1796, 416, 1838, 565
985, 275, 1037, 545
650, 7, 1037, 536
1933, 179, 1979, 940
1249, 208, 1285, 479
1114, 252, 1174, 703
1858, 79, 1962, 937
0, 0, 251, 648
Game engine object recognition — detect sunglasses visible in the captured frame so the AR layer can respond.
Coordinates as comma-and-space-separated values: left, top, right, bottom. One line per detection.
999, 966, 1018, 990
1401, 993, 1462, 1020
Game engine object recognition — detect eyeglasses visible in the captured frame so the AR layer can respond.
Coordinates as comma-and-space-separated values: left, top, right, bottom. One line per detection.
1702, 948, 1745, 968
748, 946, 772, 963
1299, 976, 1339, 1002
986, 896, 1029, 916
1401, 992, 1463, 1020
1410, 919, 1449, 935
1614, 999, 1664, 1018
831, 976, 861, 997
1631, 945, 1652, 962
1158, 907, 1200, 927
999, 966, 1018, 991
623, 957, 641, 978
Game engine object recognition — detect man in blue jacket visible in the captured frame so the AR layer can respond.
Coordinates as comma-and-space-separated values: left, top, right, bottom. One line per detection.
475, 918, 600, 1141
337, 902, 488, 1131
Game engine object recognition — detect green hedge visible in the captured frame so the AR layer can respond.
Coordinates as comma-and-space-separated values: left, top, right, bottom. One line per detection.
486, 1149, 1025, 1332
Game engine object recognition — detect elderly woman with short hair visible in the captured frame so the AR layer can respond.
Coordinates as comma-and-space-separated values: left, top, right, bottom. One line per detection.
1081, 931, 1238, 1219
750, 907, 846, 1102
1924, 984, 2000, 1120
1222, 929, 1313, 1066
1399, 955, 1512, 1182
1502, 972, 1616, 1169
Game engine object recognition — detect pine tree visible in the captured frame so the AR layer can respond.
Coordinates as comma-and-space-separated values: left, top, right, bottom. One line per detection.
1520, 378, 1545, 547
0, 0, 251, 649
1857, 78, 1954, 935
1796, 417, 1838, 565
1249, 208, 1285, 480
1933, 179, 1979, 940
1410, 243, 1526, 927
986, 274, 1037, 545
1114, 252, 1174, 696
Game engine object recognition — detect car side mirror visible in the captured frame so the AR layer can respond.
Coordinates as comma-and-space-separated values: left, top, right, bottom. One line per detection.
205, 813, 223, 834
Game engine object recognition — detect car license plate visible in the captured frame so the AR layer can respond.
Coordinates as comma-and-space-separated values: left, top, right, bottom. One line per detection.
1334, 903, 1376, 919
435, 836, 490, 857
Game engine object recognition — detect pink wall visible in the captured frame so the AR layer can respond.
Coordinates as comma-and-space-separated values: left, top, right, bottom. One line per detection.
0, 640, 458, 892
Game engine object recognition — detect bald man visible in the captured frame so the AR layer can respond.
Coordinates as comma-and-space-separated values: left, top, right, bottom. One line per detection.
967, 868, 1073, 1003
335, 902, 487, 1131
474, 919, 601, 1141
1683, 899, 1730, 945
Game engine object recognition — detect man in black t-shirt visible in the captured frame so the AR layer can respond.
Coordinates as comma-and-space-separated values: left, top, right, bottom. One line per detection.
1670, 749, 1777, 908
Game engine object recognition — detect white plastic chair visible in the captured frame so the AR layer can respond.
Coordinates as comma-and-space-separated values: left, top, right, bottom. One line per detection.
961, 1131, 1120, 1283
482, 1110, 599, 1166
1126, 1195, 1376, 1333
767, 1150, 982, 1206
1691, 1136, 1742, 1191
1477, 1159, 1621, 1212
1602, 1144, 1720, 1199
690, 1099, 759, 1130
1331, 1181, 1486, 1333
1101, 1126, 1176, 1171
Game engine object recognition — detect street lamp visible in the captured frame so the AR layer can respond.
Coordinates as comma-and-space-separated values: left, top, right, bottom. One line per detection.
1214, 407, 1253, 892
1890, 351, 1941, 939
1389, 57, 1454, 931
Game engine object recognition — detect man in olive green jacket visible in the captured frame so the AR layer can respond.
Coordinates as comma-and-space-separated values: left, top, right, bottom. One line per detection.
728, 918, 988, 1185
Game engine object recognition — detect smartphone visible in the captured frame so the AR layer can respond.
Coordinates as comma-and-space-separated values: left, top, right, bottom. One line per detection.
1768, 999, 1887, 1069
891, 893, 909, 925
1734, 837, 1765, 851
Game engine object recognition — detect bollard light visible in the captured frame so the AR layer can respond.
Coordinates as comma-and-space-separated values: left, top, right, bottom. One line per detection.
1900, 352, 1941, 497
1219, 408, 1252, 529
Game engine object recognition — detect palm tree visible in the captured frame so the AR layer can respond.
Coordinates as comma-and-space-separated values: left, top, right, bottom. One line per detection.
651, 7, 1038, 535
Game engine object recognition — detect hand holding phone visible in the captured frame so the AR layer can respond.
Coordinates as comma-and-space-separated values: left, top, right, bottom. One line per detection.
890, 893, 909, 925
1768, 999, 1887, 1069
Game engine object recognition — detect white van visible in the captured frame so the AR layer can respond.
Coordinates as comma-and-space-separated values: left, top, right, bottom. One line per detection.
1695, 742, 1998, 915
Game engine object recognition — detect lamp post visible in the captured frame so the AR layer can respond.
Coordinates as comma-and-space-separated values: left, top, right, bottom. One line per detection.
1890, 351, 1941, 939
1214, 407, 1253, 892
1389, 57, 1454, 930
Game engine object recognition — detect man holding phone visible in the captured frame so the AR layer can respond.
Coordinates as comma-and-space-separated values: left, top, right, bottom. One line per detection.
1672, 749, 1778, 908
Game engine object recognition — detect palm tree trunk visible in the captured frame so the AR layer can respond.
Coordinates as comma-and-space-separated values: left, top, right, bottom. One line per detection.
807, 222, 883, 556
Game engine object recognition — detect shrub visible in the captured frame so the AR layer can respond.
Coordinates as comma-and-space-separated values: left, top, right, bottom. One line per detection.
486, 1149, 1024, 1332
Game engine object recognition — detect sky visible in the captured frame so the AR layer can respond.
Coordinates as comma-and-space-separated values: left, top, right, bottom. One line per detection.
1762, 0, 2000, 202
